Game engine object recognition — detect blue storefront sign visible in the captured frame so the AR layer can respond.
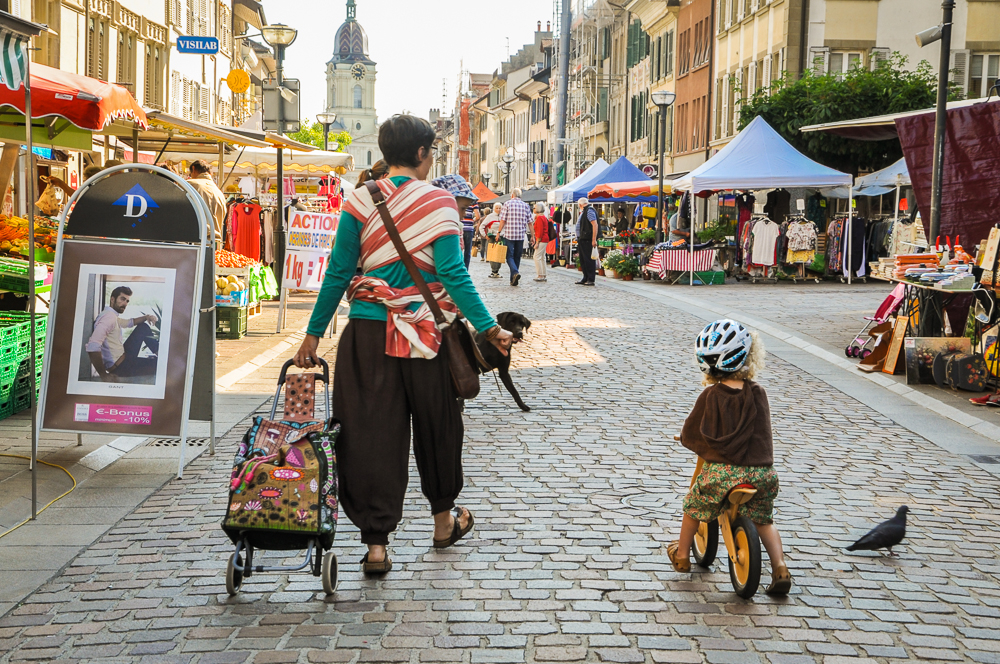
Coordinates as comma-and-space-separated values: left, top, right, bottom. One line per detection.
176, 36, 219, 54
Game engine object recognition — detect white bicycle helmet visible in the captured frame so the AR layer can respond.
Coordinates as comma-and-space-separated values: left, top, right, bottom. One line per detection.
695, 319, 753, 376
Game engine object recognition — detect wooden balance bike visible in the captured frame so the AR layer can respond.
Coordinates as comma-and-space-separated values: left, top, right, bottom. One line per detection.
690, 457, 763, 598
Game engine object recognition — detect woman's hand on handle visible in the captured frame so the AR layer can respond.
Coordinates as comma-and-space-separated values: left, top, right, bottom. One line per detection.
491, 328, 514, 357
295, 334, 321, 368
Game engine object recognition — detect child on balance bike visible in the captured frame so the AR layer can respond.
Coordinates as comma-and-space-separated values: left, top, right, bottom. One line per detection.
667, 319, 792, 596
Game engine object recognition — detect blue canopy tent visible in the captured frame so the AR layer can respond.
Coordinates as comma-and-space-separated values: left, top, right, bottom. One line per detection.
581, 156, 652, 202
547, 158, 609, 204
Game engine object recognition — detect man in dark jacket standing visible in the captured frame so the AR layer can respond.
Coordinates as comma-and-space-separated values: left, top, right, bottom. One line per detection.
576, 197, 598, 286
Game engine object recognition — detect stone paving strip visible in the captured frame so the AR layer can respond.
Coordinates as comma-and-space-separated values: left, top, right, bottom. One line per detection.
2, 260, 999, 663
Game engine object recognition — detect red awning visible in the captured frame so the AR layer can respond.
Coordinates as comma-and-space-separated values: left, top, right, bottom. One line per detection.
0, 63, 147, 131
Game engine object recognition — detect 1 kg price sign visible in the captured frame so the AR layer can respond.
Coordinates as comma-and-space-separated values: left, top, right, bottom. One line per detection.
284, 210, 338, 291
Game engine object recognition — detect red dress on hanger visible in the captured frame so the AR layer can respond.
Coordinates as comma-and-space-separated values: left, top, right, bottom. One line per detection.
232, 202, 262, 261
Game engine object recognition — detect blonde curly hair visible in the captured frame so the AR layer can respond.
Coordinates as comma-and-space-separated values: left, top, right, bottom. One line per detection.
702, 330, 766, 385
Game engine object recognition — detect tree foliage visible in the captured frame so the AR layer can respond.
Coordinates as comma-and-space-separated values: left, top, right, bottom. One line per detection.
288, 121, 354, 151
737, 53, 957, 176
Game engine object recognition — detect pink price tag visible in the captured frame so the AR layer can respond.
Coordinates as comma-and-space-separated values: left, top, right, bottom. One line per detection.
74, 403, 152, 425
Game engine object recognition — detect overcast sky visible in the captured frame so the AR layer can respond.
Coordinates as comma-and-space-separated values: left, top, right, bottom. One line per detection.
266, 0, 553, 124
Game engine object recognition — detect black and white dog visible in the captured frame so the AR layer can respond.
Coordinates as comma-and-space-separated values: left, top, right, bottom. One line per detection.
475, 311, 531, 412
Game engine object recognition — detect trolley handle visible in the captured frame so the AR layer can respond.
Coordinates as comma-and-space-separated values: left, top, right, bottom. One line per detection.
277, 358, 330, 385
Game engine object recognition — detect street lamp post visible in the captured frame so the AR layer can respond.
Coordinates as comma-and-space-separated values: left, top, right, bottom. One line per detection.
483, 172, 492, 190
261, 23, 298, 332
316, 112, 338, 151
915, 1, 955, 250
651, 90, 677, 245
502, 150, 515, 194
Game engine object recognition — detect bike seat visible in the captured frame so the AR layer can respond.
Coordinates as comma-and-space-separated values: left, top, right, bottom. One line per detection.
727, 483, 758, 506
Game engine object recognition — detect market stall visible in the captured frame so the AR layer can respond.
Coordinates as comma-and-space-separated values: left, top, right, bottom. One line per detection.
670, 116, 853, 286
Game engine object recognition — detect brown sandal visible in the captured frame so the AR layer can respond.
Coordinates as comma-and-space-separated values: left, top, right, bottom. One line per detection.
666, 541, 691, 573
433, 506, 474, 548
765, 565, 792, 595
361, 552, 392, 575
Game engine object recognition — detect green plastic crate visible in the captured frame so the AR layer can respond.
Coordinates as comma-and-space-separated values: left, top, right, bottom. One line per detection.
216, 306, 248, 339
695, 271, 726, 285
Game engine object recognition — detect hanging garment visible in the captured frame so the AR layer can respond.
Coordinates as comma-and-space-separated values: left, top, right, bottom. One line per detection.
735, 193, 755, 223
750, 220, 781, 266
238, 176, 258, 196
262, 208, 276, 265
842, 216, 867, 277
763, 189, 791, 223
283, 177, 296, 197
826, 218, 845, 275
806, 193, 827, 231
786, 220, 819, 252
232, 202, 263, 261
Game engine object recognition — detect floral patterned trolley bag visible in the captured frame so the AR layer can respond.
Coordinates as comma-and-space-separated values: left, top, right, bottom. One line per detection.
221, 359, 340, 596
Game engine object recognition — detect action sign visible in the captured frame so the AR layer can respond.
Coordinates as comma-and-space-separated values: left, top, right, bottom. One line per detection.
177, 36, 219, 54
283, 209, 338, 291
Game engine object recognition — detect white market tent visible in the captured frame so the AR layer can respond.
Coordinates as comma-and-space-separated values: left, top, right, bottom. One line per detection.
170, 146, 354, 175
856, 157, 910, 189
547, 158, 610, 204
671, 116, 852, 192
669, 116, 855, 283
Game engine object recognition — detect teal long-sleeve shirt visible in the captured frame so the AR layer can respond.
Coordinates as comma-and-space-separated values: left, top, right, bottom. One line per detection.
306, 177, 496, 338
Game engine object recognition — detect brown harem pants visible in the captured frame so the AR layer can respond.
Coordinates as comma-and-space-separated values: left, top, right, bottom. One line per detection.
333, 319, 465, 545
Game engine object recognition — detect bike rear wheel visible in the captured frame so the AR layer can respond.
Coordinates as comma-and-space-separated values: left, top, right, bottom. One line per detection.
693, 520, 718, 568
728, 516, 761, 599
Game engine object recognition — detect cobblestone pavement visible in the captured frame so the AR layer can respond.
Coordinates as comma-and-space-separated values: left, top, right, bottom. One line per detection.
2, 260, 1000, 664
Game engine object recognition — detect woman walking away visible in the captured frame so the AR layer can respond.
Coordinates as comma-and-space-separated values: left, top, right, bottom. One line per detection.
667, 320, 791, 596
480, 203, 503, 277
294, 115, 513, 575
531, 202, 549, 282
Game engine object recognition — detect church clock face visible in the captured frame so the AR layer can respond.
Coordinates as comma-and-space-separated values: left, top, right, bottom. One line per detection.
351, 63, 366, 80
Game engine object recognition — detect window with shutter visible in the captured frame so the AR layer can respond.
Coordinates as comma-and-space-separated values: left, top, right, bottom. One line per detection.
170, 71, 180, 114
720, 75, 729, 138
870, 46, 890, 70
809, 47, 829, 75
200, 86, 210, 121
779, 47, 785, 74
747, 61, 756, 97
762, 56, 771, 90
718, 0, 726, 32
665, 31, 674, 76
183, 78, 192, 120
732, 70, 741, 134
186, 0, 194, 35
951, 49, 971, 97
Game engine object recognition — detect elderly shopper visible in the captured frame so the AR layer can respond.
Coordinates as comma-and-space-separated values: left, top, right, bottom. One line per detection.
186, 160, 227, 247
295, 115, 513, 575
497, 188, 531, 287
531, 202, 549, 282
479, 203, 503, 277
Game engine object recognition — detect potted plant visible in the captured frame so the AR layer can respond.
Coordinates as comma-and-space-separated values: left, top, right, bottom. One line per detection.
637, 228, 657, 245
602, 249, 624, 278
696, 220, 731, 244
618, 256, 640, 281
574, 255, 581, 270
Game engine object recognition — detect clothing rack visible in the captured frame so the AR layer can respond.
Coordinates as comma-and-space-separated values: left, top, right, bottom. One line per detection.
780, 213, 821, 283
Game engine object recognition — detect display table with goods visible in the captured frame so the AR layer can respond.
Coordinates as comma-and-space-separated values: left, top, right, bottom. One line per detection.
214, 250, 280, 338
645, 244, 720, 284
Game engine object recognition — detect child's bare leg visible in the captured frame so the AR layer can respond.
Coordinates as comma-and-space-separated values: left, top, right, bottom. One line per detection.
757, 523, 786, 570
677, 514, 700, 559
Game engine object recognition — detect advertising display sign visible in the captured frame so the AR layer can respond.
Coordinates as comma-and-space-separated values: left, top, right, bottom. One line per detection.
282, 209, 337, 292
177, 36, 220, 54
40, 165, 211, 476
41, 240, 199, 435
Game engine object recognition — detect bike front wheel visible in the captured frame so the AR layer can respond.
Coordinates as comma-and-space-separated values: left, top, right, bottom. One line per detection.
728, 516, 762, 599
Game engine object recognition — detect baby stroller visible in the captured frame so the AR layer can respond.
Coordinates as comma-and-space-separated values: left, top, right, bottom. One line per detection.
845, 284, 905, 358
221, 358, 340, 596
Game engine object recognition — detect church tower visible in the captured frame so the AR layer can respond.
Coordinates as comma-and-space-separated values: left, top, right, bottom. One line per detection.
325, 0, 377, 140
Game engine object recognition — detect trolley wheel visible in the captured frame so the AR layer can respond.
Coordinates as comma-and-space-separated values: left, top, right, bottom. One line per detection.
693, 519, 719, 568
845, 345, 856, 358
226, 554, 244, 596
728, 516, 762, 599
322, 552, 338, 595
860, 348, 873, 360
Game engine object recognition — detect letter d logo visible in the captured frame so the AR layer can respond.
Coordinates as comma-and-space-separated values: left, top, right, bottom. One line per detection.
124, 194, 147, 218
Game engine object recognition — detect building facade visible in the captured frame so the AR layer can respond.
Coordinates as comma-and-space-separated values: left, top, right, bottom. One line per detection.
629, 0, 680, 178
325, 0, 381, 177
673, 0, 714, 171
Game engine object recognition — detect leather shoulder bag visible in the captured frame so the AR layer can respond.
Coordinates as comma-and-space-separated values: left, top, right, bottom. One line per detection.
364, 180, 483, 399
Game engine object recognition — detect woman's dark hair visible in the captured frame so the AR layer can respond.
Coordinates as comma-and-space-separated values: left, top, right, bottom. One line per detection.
379, 115, 436, 168
357, 159, 389, 184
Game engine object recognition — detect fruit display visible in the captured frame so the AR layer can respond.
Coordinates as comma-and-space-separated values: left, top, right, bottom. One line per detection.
0, 214, 57, 261
216, 274, 247, 296
215, 249, 256, 268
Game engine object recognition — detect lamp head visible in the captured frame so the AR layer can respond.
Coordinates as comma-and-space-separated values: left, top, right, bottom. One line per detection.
482, 173, 491, 184
261, 23, 298, 47
915, 24, 943, 48
651, 90, 677, 107
316, 112, 338, 126
502, 150, 515, 165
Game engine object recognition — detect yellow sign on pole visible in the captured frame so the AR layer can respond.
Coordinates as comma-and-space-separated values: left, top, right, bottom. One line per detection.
226, 69, 251, 94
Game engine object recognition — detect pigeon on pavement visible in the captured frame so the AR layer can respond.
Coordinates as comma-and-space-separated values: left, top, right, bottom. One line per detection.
846, 505, 908, 556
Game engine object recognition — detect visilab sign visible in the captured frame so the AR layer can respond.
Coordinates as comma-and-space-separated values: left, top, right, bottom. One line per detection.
176, 36, 219, 54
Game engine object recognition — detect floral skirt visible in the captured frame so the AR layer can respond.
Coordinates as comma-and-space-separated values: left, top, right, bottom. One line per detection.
683, 462, 779, 525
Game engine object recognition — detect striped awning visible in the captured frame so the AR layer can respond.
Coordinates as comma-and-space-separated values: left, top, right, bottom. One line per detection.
0, 31, 25, 92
